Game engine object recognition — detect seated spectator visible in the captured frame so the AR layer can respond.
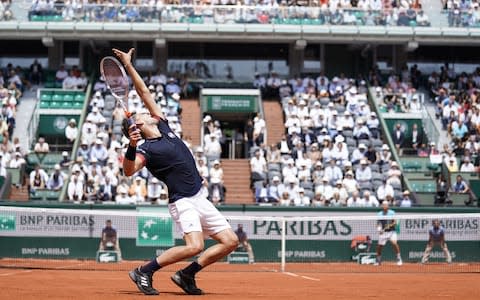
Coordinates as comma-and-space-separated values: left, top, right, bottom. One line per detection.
65, 118, 78, 144
116, 185, 134, 205
452, 175, 470, 193
315, 176, 334, 201
196, 157, 209, 180
416, 10, 430, 26
347, 191, 365, 207
67, 174, 84, 202
204, 134, 222, 163
376, 179, 395, 204
356, 159, 372, 184
293, 188, 311, 207
279, 191, 291, 206
255, 180, 270, 203
324, 158, 343, 185
209, 160, 225, 204
146, 177, 164, 204
129, 176, 147, 203
46, 164, 65, 191
399, 190, 413, 207
460, 157, 475, 172
446, 157, 459, 172
8, 152, 25, 168
250, 148, 267, 182
267, 176, 284, 203
386, 161, 402, 187
342, 171, 359, 195
84, 178, 98, 203
55, 64, 68, 85
363, 190, 380, 207
97, 176, 116, 202
59, 151, 72, 168
34, 136, 49, 153
90, 139, 108, 165
29, 164, 48, 194
157, 190, 169, 205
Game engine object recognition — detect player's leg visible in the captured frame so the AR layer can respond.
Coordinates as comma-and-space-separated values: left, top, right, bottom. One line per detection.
245, 241, 255, 264
129, 199, 204, 295
421, 242, 433, 264
390, 233, 402, 265
375, 233, 387, 265
441, 242, 452, 263
171, 191, 237, 295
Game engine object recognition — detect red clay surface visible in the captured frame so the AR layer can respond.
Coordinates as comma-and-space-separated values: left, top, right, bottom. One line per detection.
0, 260, 479, 300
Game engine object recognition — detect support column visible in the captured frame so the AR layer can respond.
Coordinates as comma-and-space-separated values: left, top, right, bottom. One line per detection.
153, 39, 168, 73
393, 44, 407, 73
288, 42, 305, 78
47, 40, 64, 69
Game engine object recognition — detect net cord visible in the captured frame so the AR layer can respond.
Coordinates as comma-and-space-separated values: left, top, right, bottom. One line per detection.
1, 206, 479, 222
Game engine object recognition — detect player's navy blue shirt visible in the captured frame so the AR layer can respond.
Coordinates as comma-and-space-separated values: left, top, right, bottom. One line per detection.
137, 119, 203, 203
429, 226, 445, 242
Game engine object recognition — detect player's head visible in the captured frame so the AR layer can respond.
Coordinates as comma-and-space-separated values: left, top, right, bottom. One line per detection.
381, 200, 389, 211
122, 111, 158, 139
106, 219, 112, 227
432, 219, 440, 228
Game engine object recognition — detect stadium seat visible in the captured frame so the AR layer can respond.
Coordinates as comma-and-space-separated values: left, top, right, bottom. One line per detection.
63, 94, 74, 102
74, 93, 85, 102
40, 93, 52, 101
49, 101, 60, 108
40, 101, 50, 109
73, 101, 83, 109
52, 94, 63, 102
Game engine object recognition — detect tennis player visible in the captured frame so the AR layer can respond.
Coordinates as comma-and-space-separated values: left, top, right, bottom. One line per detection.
113, 48, 239, 295
421, 219, 452, 264
375, 201, 403, 266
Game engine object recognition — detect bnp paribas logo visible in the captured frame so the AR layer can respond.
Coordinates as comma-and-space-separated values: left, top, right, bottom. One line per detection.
136, 216, 173, 247
0, 215, 15, 231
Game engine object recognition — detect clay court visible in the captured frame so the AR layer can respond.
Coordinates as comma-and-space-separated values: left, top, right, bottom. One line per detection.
0, 260, 479, 300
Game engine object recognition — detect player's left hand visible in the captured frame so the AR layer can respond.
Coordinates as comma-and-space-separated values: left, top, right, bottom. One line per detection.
128, 124, 141, 146
112, 48, 135, 67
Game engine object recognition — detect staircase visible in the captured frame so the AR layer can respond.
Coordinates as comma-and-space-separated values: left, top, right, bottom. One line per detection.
8, 186, 29, 202
222, 159, 253, 204
180, 98, 202, 146
263, 100, 285, 146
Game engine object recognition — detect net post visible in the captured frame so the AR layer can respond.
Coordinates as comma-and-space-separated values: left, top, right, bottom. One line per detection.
281, 218, 286, 273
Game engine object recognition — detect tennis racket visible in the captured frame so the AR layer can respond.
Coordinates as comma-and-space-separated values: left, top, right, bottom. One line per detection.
100, 56, 136, 127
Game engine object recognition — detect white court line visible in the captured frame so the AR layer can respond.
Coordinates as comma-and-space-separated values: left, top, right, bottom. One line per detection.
284, 272, 299, 277
300, 275, 321, 281
0, 270, 33, 276
0, 262, 86, 277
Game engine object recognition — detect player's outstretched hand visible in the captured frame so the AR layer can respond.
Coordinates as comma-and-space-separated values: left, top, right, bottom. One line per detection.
112, 48, 135, 67
128, 123, 141, 147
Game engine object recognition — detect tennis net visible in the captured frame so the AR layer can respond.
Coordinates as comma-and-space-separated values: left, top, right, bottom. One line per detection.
0, 206, 479, 273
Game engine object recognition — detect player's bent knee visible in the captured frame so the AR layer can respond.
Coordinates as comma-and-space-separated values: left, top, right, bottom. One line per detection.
225, 236, 240, 251
186, 245, 204, 256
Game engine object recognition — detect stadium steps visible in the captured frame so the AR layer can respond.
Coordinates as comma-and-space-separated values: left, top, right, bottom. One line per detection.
222, 159, 253, 204
263, 100, 285, 146
8, 186, 29, 202
179, 98, 202, 146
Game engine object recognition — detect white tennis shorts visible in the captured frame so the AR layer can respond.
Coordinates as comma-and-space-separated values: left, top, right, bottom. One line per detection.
168, 187, 231, 237
378, 231, 397, 246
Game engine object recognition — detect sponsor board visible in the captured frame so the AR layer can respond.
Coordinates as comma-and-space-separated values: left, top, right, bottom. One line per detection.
0, 210, 478, 242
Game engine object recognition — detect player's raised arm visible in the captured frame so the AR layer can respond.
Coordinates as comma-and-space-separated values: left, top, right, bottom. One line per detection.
112, 48, 164, 119
123, 122, 146, 176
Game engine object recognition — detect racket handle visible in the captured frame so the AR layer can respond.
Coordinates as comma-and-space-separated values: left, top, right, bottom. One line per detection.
126, 117, 137, 130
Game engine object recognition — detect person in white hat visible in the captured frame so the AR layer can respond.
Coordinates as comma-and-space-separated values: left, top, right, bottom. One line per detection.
366, 112, 380, 138
90, 139, 108, 165
293, 187, 311, 207
67, 173, 84, 203
47, 164, 65, 191
8, 152, 26, 169
128, 176, 147, 203
355, 159, 372, 184
314, 176, 334, 201
399, 190, 412, 207
115, 185, 134, 205
65, 118, 78, 144
208, 160, 225, 204
324, 158, 342, 185
353, 118, 371, 140
267, 175, 285, 203
351, 143, 367, 165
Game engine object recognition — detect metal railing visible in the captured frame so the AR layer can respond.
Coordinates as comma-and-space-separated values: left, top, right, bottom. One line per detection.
26, 4, 432, 27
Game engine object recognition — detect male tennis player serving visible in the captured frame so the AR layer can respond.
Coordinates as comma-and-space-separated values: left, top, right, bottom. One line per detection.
112, 48, 239, 296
